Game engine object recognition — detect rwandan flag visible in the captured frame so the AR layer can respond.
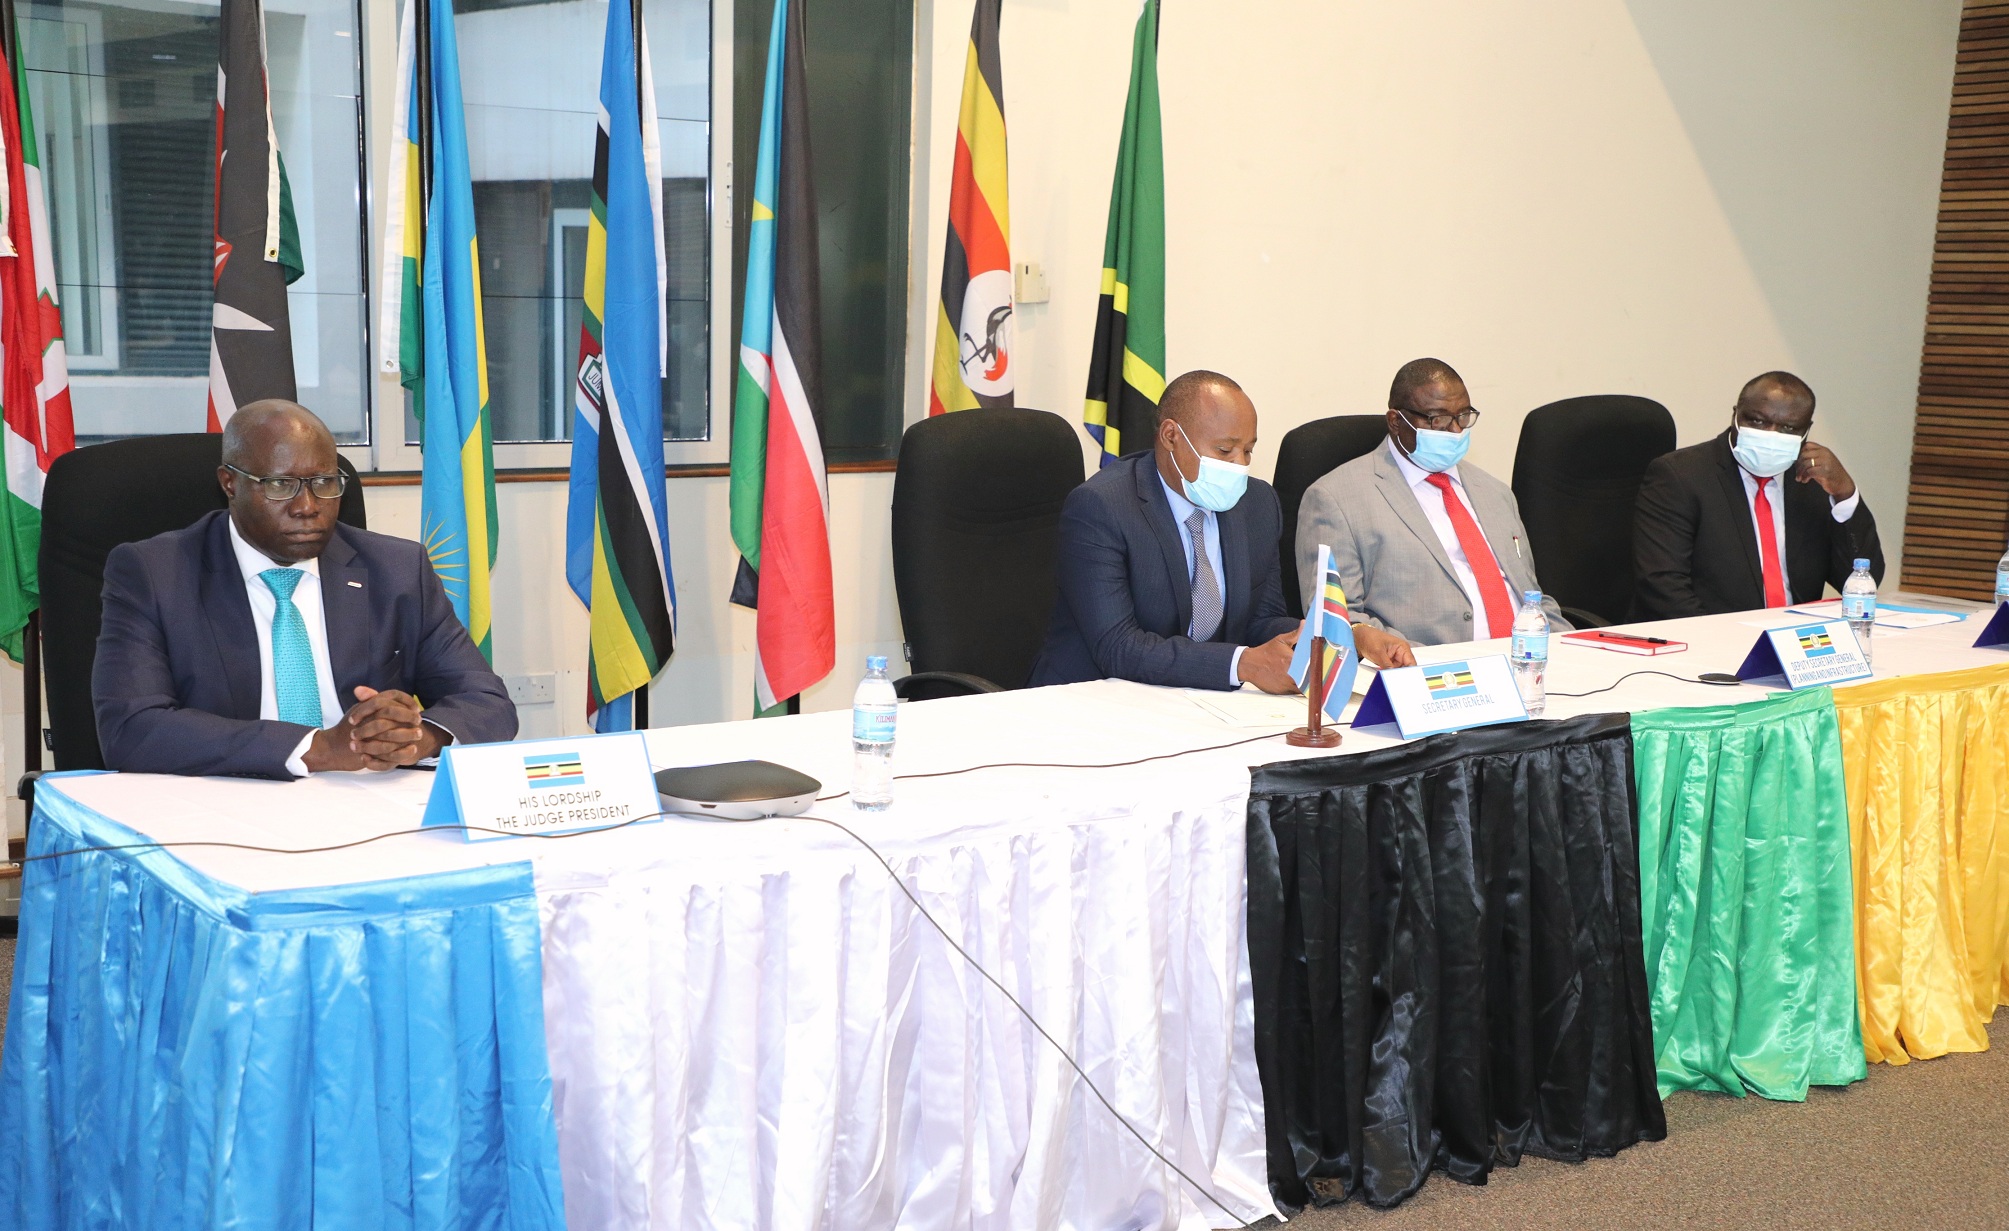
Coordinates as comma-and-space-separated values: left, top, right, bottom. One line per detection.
728, 0, 833, 714
566, 0, 676, 733
0, 13, 74, 662
378, 0, 497, 659
926, 0, 1012, 415
1289, 543, 1360, 723
1083, 0, 1165, 467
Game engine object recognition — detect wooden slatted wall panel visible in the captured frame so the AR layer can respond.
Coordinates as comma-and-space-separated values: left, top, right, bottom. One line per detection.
1903, 0, 2009, 600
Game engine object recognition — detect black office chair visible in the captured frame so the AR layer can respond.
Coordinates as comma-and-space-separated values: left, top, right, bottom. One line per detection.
1272, 415, 1388, 615
890, 407, 1084, 700
30, 434, 367, 779
1510, 395, 1675, 628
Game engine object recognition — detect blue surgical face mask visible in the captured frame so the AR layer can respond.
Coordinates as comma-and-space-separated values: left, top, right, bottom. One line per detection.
1400, 422, 1471, 473
1730, 424, 1803, 479
1173, 421, 1250, 512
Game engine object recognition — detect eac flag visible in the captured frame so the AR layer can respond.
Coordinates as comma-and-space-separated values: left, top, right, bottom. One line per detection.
926, 0, 1012, 415
728, 0, 834, 713
1289, 544, 1360, 724
378, 0, 499, 660
566, 0, 677, 733
1083, 0, 1165, 467
0, 14, 74, 662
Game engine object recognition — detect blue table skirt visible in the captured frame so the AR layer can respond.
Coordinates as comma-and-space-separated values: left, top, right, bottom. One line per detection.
0, 777, 566, 1231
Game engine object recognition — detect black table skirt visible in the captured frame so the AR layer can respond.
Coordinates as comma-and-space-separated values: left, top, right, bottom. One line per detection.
1246, 713, 1665, 1211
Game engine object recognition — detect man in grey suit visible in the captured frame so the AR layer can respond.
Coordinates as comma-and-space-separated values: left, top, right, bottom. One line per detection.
1296, 358, 1568, 647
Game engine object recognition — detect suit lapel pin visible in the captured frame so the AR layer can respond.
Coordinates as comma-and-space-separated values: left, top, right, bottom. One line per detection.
346, 580, 362, 588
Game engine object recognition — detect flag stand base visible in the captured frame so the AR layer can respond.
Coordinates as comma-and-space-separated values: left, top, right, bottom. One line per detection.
1286, 634, 1341, 748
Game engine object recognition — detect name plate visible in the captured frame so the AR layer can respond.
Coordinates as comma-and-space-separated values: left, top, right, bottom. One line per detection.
1735, 619, 1872, 690
1351, 654, 1530, 738
1975, 602, 2009, 650
421, 732, 662, 842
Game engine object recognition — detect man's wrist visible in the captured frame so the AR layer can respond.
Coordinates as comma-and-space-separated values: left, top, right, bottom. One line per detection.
1229, 644, 1248, 688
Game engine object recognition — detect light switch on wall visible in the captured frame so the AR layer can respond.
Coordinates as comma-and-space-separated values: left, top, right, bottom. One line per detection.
1015, 261, 1049, 304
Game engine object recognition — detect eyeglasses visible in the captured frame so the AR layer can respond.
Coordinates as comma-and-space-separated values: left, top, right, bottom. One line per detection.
1399, 406, 1482, 433
226, 464, 349, 502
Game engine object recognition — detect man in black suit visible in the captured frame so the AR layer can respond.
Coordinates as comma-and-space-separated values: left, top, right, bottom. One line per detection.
1030, 370, 1412, 690
94, 400, 516, 778
1633, 370, 1883, 619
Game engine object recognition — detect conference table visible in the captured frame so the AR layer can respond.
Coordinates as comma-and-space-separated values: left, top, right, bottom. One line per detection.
0, 598, 2003, 1230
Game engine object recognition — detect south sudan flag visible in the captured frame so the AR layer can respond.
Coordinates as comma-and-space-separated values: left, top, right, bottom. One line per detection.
1083, 0, 1165, 468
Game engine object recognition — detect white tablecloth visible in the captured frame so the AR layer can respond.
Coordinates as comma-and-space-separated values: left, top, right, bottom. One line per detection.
45, 596, 2002, 1231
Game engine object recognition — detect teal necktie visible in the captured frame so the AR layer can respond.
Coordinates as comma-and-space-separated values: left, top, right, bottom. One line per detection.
260, 568, 324, 727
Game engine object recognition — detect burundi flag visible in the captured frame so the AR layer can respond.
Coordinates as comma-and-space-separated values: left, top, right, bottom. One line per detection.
0, 17, 74, 662
1083, 0, 1165, 468
566, 0, 676, 733
379, 0, 498, 659
206, 0, 303, 431
1289, 543, 1360, 723
927, 0, 1012, 416
728, 0, 833, 713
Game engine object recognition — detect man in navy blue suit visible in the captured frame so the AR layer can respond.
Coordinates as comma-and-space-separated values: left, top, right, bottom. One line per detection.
93, 401, 516, 779
1031, 370, 1414, 691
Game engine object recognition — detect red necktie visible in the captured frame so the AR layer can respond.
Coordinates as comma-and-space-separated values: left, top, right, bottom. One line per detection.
1752, 476, 1788, 608
1424, 472, 1516, 636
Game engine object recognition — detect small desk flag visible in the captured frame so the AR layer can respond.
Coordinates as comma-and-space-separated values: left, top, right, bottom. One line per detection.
1288, 543, 1359, 723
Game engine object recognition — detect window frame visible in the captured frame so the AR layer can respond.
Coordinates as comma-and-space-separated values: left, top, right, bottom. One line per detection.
351, 0, 733, 476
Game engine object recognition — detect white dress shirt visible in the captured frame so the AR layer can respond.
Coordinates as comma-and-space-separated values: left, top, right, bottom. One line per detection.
227, 517, 342, 776
1736, 467, 1861, 604
1157, 472, 1245, 687
1388, 440, 1515, 640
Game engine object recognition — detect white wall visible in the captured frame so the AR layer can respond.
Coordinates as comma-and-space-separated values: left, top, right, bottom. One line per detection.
1, 0, 1965, 846
919, 0, 1958, 547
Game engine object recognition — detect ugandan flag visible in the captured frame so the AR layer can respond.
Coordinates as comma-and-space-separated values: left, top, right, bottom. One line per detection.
566, 0, 676, 733
1083, 0, 1165, 468
377, 0, 499, 660
927, 0, 1012, 415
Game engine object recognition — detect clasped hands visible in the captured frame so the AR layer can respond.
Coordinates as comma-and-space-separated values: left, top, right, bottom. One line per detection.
302, 685, 446, 772
1235, 622, 1416, 695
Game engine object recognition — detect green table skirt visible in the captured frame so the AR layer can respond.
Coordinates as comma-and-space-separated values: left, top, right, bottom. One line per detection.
1631, 687, 1866, 1099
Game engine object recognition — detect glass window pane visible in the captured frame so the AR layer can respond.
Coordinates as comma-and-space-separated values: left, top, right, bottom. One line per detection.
412, 0, 710, 448
22, 0, 369, 443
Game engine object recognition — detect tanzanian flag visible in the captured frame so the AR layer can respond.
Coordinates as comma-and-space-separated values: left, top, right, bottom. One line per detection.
378, 0, 497, 659
1083, 0, 1164, 468
927, 0, 1012, 415
566, 0, 676, 733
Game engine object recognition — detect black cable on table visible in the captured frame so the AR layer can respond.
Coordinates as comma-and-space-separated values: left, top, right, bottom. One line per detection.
1547, 669, 1743, 699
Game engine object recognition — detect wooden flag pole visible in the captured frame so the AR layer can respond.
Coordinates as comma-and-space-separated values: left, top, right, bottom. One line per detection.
1287, 634, 1342, 749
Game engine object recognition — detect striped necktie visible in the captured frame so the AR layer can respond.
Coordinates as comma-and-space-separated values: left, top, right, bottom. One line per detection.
260, 568, 325, 727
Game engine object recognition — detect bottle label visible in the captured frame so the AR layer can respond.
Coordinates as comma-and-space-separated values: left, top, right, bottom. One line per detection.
1996, 568, 2009, 599
853, 704, 897, 744
1842, 592, 1874, 620
1511, 632, 1548, 663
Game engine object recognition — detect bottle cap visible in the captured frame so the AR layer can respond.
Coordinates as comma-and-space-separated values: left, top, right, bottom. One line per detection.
1853, 559, 1871, 570
866, 655, 888, 672
1522, 590, 1542, 603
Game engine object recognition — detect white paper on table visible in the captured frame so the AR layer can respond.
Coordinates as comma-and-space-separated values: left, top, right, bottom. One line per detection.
1785, 599, 1963, 630
1180, 688, 1305, 728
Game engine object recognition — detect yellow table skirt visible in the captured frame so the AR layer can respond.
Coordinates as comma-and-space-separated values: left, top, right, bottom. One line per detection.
1834, 662, 2009, 1064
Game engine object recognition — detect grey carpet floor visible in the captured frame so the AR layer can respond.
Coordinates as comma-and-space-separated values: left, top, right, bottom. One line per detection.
0, 935, 2001, 1228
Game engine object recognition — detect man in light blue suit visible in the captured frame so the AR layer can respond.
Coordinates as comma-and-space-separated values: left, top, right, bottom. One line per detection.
1031, 371, 1412, 691
93, 401, 515, 779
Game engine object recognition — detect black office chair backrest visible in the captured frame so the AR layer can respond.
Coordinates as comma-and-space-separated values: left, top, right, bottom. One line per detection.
1272, 415, 1388, 615
1511, 395, 1675, 627
39, 433, 367, 770
891, 407, 1084, 697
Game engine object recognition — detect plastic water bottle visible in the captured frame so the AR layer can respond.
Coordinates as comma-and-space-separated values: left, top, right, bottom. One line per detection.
1510, 590, 1549, 717
1842, 558, 1878, 668
1995, 542, 2009, 608
851, 655, 897, 810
